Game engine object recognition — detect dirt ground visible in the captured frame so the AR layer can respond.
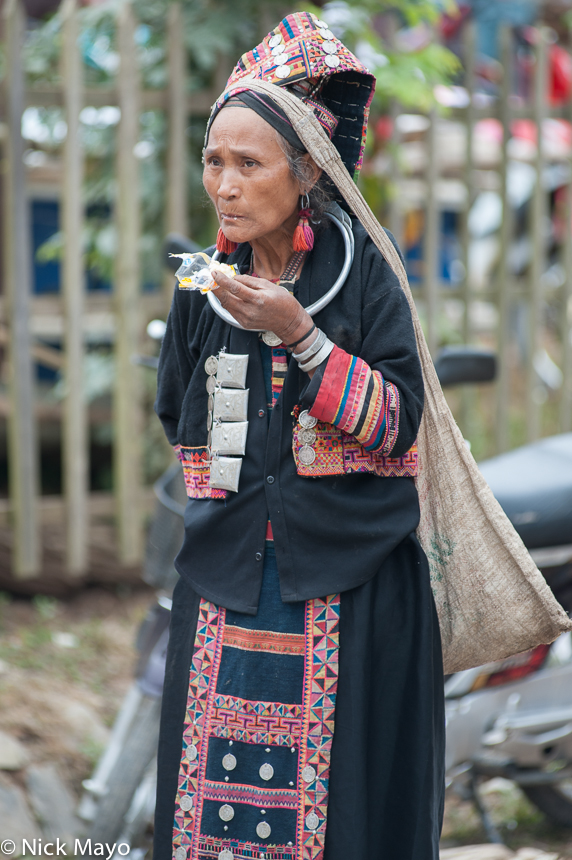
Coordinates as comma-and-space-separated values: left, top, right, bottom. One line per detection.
0, 584, 152, 796
1, 585, 572, 857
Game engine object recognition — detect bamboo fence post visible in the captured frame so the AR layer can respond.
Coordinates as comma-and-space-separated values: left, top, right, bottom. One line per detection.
459, 20, 476, 438
166, 2, 187, 238
61, 0, 88, 575
526, 27, 548, 442
495, 27, 514, 453
561, 51, 572, 432
461, 20, 476, 346
3, 0, 40, 577
114, 1, 142, 566
423, 110, 439, 357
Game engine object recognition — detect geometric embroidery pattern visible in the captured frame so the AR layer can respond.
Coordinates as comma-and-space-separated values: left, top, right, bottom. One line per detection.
223, 625, 305, 656
210, 695, 302, 747
172, 594, 341, 860
174, 445, 227, 501
297, 596, 340, 860
292, 422, 418, 479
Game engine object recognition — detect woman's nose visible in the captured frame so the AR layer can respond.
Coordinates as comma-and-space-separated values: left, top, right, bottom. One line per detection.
217, 168, 240, 200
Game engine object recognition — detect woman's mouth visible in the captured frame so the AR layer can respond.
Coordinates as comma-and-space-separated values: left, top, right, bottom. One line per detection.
220, 213, 244, 222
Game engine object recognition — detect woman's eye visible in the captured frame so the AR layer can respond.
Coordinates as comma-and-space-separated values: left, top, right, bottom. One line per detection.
244, 159, 257, 168
206, 157, 221, 167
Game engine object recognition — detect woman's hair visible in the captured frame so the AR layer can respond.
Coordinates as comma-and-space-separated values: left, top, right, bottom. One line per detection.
276, 133, 333, 223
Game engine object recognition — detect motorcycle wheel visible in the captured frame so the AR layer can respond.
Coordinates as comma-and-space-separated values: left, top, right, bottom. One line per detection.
523, 782, 572, 827
87, 693, 162, 845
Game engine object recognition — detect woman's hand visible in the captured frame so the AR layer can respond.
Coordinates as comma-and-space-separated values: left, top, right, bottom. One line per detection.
212, 269, 314, 348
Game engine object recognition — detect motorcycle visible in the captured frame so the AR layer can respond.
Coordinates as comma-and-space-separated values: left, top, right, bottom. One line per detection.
444, 421, 572, 841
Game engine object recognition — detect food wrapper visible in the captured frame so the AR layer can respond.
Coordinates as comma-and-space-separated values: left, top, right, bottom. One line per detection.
169, 252, 238, 293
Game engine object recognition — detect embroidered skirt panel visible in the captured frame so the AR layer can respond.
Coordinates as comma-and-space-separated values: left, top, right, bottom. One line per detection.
171, 546, 340, 860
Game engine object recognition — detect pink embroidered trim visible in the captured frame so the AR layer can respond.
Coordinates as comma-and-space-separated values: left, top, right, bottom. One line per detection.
174, 445, 227, 500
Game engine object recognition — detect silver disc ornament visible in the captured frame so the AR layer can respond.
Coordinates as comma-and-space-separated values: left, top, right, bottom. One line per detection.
298, 445, 316, 466
219, 804, 235, 821
322, 41, 339, 54
180, 794, 193, 811
262, 331, 283, 347
259, 763, 274, 781
206, 376, 217, 395
222, 753, 237, 771
275, 65, 291, 79
204, 355, 219, 376
299, 428, 316, 445
256, 821, 271, 839
268, 33, 282, 48
299, 410, 318, 430
274, 53, 289, 65
325, 54, 340, 68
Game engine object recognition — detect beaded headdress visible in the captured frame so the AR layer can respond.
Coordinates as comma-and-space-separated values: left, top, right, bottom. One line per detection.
206, 10, 376, 179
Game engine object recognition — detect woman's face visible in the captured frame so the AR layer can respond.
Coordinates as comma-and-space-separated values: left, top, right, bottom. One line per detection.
203, 106, 302, 245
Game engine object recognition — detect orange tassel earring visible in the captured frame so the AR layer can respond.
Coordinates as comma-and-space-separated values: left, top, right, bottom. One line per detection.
293, 193, 315, 253
216, 228, 239, 255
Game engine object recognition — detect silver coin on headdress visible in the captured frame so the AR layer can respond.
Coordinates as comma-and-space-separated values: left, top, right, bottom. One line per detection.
325, 54, 341, 68
319, 28, 335, 40
322, 41, 339, 55
275, 65, 291, 79
271, 43, 286, 56
268, 34, 283, 48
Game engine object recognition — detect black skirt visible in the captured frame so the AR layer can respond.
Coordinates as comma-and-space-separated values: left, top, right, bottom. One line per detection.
154, 532, 445, 860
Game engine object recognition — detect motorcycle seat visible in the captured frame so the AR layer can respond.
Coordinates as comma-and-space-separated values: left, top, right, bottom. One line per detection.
479, 433, 572, 550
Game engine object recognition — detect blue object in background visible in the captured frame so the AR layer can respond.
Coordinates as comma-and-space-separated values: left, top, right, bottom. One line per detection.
32, 200, 60, 294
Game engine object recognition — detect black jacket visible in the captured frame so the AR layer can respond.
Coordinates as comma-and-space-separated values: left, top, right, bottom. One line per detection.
155, 219, 424, 613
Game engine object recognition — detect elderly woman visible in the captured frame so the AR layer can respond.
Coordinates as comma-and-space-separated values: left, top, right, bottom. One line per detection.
154, 12, 444, 860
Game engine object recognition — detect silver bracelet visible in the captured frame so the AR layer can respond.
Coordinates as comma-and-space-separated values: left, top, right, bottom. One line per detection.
293, 328, 326, 364
298, 339, 334, 373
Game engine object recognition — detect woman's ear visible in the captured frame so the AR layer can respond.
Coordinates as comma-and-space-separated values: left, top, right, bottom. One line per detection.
300, 154, 321, 194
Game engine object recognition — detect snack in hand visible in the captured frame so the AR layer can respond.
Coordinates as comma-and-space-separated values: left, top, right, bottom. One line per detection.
170, 252, 238, 293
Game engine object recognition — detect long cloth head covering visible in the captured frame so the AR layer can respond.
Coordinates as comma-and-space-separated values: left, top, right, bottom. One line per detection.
206, 67, 572, 671
205, 10, 375, 179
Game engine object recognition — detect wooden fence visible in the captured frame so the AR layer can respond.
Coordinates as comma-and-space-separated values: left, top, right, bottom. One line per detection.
0, 3, 571, 579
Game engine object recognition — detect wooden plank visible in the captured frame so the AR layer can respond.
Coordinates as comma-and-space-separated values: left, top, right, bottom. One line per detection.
495, 27, 514, 453
459, 21, 476, 439
16, 85, 217, 114
561, 51, 572, 433
2, 0, 40, 577
114, 1, 142, 566
526, 27, 548, 442
166, 3, 188, 237
61, 0, 87, 575
423, 110, 439, 356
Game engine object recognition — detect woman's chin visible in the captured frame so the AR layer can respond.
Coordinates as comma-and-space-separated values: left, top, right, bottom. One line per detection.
219, 225, 252, 246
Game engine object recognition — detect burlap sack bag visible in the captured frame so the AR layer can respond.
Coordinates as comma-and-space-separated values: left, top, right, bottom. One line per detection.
223, 79, 572, 673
